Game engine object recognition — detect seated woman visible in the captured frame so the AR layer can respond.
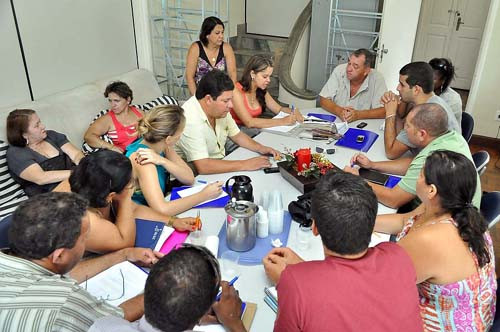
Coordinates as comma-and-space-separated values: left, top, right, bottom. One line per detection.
6, 109, 84, 197
230, 55, 303, 131
185, 16, 237, 96
69, 150, 196, 253
84, 81, 144, 153
429, 58, 462, 124
375, 150, 496, 331
126, 105, 222, 216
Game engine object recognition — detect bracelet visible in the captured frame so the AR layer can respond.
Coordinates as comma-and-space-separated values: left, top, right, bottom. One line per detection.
385, 114, 396, 120
167, 216, 177, 227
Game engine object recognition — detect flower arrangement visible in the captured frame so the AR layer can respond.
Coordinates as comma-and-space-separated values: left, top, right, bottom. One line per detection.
281, 148, 335, 179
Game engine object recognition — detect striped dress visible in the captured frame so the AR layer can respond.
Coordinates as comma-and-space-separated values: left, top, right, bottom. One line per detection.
397, 215, 497, 331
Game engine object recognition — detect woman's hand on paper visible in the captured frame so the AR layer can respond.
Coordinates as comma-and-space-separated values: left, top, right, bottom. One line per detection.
200, 181, 223, 200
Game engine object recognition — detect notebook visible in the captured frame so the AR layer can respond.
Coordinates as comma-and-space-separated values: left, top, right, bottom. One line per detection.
170, 186, 231, 208
135, 218, 170, 250
335, 128, 379, 152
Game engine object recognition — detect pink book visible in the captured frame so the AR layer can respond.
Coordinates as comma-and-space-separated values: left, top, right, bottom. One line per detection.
159, 230, 189, 254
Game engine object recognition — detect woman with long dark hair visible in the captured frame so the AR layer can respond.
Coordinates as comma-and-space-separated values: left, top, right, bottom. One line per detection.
230, 55, 303, 130
375, 150, 496, 330
429, 58, 462, 124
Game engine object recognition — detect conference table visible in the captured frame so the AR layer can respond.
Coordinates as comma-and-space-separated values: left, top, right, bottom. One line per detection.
177, 108, 395, 331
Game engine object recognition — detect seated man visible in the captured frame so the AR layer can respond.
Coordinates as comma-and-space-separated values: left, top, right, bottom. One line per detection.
89, 244, 247, 332
175, 70, 279, 175
319, 48, 387, 122
345, 103, 480, 210
263, 172, 422, 331
382, 61, 461, 159
0, 192, 161, 332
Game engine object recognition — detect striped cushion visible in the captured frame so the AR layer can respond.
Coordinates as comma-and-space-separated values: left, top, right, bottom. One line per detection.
0, 141, 28, 219
81, 95, 179, 154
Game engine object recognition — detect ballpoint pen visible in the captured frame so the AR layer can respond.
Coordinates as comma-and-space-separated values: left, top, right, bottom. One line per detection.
216, 275, 239, 301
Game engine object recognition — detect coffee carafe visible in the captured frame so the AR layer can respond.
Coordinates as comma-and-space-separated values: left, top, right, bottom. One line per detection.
225, 175, 253, 202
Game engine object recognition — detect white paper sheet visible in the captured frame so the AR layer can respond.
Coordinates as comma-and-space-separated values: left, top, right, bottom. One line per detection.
177, 184, 228, 205
265, 111, 300, 133
80, 261, 147, 307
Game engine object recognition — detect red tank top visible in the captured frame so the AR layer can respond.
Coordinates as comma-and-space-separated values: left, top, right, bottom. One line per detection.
230, 82, 263, 125
107, 106, 143, 151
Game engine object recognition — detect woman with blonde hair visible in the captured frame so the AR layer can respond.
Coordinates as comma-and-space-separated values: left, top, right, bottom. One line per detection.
126, 105, 222, 216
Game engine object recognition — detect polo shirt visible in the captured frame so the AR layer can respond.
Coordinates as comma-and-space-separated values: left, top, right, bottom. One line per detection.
396, 95, 461, 151
175, 95, 240, 162
319, 63, 387, 111
0, 251, 123, 332
397, 130, 481, 208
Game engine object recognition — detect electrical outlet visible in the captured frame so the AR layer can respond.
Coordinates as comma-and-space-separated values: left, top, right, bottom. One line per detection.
496, 110, 500, 122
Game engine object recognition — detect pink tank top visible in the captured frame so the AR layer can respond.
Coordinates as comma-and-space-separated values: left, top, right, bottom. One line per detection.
107, 106, 143, 151
230, 82, 263, 126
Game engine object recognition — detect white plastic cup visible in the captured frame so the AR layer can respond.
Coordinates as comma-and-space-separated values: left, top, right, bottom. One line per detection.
296, 225, 311, 250
268, 210, 284, 235
220, 251, 240, 281
257, 207, 269, 238
261, 191, 270, 210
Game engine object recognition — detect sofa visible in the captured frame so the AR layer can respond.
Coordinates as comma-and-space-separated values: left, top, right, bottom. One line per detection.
0, 69, 176, 219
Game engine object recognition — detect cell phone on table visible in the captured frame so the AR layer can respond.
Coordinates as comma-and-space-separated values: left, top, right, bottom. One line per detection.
263, 167, 280, 174
357, 122, 368, 128
359, 168, 390, 186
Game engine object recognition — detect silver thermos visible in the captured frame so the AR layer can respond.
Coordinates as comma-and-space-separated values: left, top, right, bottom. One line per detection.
224, 199, 258, 252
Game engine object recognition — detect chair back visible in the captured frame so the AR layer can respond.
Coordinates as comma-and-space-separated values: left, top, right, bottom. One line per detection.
472, 150, 490, 176
481, 191, 500, 228
461, 112, 474, 142
0, 214, 13, 248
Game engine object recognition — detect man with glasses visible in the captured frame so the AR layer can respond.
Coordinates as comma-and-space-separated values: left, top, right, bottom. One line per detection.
319, 48, 387, 122
90, 244, 247, 332
0, 192, 161, 332
175, 70, 279, 174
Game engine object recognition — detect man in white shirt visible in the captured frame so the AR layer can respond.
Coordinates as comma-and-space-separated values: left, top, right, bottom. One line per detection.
319, 48, 387, 122
176, 70, 279, 174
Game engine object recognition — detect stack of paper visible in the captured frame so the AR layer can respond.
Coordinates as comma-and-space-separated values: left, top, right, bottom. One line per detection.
264, 286, 278, 313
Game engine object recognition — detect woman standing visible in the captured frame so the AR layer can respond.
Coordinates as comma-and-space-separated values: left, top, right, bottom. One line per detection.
375, 150, 496, 331
84, 81, 144, 152
230, 55, 303, 130
185, 16, 237, 95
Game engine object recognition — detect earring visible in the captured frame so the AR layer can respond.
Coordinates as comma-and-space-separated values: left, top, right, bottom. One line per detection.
25, 137, 29, 146
251, 75, 255, 80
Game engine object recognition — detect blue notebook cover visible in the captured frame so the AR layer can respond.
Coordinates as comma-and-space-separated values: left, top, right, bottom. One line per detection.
217, 212, 292, 265
335, 128, 378, 152
170, 186, 231, 208
386, 175, 402, 189
307, 113, 336, 122
135, 218, 165, 249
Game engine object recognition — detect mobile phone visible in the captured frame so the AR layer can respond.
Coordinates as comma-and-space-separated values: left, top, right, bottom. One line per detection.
356, 135, 365, 143
263, 167, 280, 174
356, 122, 368, 128
359, 168, 390, 186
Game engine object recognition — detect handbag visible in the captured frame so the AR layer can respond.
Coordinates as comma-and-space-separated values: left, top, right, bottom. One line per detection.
288, 192, 313, 227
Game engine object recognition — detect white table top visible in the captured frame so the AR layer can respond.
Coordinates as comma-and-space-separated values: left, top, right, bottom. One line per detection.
177, 108, 394, 331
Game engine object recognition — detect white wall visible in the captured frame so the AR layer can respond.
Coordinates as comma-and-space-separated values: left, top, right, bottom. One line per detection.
466, 0, 500, 138
13, 0, 137, 99
0, 0, 31, 108
229, 0, 245, 37
246, 0, 309, 37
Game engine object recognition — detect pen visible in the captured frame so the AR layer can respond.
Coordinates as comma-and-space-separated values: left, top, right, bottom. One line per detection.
215, 275, 239, 301
197, 179, 207, 184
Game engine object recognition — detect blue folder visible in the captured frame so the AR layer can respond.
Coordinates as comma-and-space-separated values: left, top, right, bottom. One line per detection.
135, 218, 164, 249
217, 211, 292, 265
335, 128, 378, 152
386, 176, 402, 189
307, 113, 336, 122
170, 186, 231, 208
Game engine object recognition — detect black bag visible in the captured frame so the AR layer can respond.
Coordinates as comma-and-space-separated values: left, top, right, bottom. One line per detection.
288, 192, 313, 227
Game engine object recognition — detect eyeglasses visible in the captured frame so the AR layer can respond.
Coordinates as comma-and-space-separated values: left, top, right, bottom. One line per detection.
174, 243, 221, 294
316, 147, 335, 154
84, 268, 125, 302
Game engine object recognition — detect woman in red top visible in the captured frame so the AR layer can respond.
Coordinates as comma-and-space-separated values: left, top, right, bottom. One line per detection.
84, 81, 144, 153
230, 55, 303, 129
